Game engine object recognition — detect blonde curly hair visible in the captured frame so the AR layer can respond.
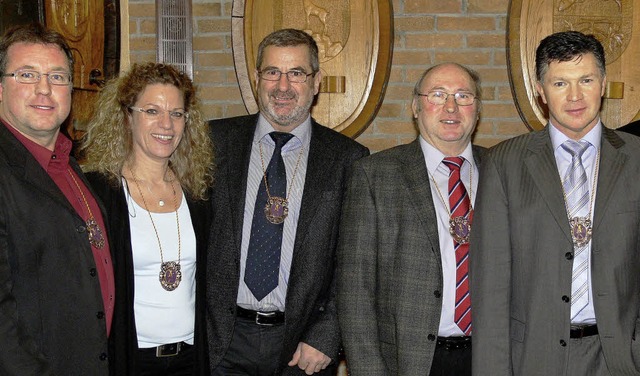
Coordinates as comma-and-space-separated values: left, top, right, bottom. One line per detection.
80, 62, 214, 200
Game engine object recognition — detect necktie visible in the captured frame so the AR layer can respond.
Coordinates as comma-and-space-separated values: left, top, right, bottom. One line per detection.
443, 157, 472, 335
244, 132, 294, 301
560, 139, 591, 319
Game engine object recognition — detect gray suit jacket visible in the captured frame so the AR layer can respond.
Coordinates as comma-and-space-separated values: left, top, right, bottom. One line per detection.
337, 139, 485, 375
470, 126, 640, 375
206, 114, 369, 374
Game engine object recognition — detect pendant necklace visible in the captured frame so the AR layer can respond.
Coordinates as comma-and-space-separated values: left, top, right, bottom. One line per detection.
563, 149, 600, 248
258, 140, 305, 225
428, 162, 474, 244
68, 169, 106, 249
129, 167, 182, 291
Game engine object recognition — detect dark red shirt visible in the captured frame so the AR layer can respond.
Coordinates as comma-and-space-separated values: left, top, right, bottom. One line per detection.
3, 122, 115, 336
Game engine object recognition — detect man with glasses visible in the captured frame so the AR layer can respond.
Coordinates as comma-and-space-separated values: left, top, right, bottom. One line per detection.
0, 23, 114, 375
206, 28, 368, 375
337, 63, 486, 375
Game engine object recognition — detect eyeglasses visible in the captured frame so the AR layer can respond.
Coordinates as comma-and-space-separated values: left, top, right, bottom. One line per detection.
129, 106, 189, 121
258, 69, 314, 83
2, 69, 72, 86
417, 91, 477, 106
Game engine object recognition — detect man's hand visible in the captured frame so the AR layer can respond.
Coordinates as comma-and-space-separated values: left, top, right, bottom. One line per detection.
288, 342, 331, 375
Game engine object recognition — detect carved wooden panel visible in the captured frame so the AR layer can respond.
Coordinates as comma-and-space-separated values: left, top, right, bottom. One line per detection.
508, 0, 639, 130
231, 0, 394, 138
45, 0, 120, 136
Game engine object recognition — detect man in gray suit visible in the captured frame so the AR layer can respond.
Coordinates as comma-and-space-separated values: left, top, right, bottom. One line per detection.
206, 29, 368, 375
471, 31, 640, 375
337, 63, 486, 375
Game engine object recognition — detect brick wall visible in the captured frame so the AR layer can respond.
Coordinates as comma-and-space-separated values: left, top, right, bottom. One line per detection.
128, 0, 530, 152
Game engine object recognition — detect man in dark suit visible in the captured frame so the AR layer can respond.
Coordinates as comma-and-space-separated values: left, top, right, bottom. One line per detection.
206, 28, 369, 375
337, 63, 486, 375
0, 23, 115, 375
618, 118, 640, 137
471, 31, 640, 375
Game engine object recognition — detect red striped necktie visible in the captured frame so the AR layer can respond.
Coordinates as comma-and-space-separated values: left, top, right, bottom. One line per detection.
443, 156, 472, 335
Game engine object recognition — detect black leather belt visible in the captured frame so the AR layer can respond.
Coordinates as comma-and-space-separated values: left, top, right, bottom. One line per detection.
570, 324, 598, 338
436, 336, 472, 350
236, 306, 285, 326
140, 341, 192, 357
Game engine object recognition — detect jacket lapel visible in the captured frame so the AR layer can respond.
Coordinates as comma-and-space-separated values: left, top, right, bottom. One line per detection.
292, 123, 335, 251
226, 118, 257, 249
592, 127, 627, 231
524, 128, 573, 243
400, 140, 441, 254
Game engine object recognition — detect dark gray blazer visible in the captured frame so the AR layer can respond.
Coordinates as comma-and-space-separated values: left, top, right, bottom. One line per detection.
471, 126, 640, 375
337, 139, 485, 375
206, 114, 369, 375
0, 124, 109, 376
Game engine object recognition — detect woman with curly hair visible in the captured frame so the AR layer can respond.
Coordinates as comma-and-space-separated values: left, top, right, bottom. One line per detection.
81, 62, 214, 376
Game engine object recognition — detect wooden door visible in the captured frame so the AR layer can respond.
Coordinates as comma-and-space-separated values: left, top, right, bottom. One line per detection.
45, 0, 120, 139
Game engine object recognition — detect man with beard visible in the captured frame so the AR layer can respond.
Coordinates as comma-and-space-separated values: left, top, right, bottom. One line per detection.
206, 29, 369, 375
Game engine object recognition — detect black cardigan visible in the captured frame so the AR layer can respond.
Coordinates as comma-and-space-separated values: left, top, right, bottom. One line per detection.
86, 172, 210, 376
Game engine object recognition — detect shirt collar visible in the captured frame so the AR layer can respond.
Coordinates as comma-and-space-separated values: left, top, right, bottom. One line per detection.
254, 113, 312, 152
549, 120, 602, 153
419, 135, 475, 174
1, 119, 71, 170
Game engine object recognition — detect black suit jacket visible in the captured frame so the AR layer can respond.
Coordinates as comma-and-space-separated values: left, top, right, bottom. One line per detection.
206, 114, 369, 374
0, 125, 109, 375
85, 172, 210, 376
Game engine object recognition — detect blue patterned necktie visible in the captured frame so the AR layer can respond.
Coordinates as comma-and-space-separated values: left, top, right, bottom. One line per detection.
244, 132, 293, 301
561, 139, 590, 319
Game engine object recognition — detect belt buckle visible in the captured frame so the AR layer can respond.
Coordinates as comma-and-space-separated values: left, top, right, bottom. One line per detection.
156, 342, 181, 357
255, 311, 276, 326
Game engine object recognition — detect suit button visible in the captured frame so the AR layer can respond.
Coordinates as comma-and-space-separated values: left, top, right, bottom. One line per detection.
565, 252, 573, 260
434, 290, 442, 298
89, 268, 97, 276
99, 352, 107, 361
562, 295, 570, 303
559, 339, 566, 347
428, 334, 436, 341
96, 311, 105, 319
77, 225, 86, 233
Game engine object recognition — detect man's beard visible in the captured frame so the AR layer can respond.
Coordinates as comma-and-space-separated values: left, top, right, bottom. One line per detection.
261, 89, 313, 128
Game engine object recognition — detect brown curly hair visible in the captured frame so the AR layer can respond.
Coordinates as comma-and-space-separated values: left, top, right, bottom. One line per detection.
80, 62, 214, 200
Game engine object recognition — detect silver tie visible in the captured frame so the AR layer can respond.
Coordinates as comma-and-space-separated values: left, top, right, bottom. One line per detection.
561, 139, 590, 319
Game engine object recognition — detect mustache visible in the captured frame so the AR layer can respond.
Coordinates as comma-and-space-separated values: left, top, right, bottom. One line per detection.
269, 89, 297, 100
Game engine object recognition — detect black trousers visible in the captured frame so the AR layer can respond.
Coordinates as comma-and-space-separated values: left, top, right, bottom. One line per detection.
428, 343, 471, 376
212, 318, 286, 376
